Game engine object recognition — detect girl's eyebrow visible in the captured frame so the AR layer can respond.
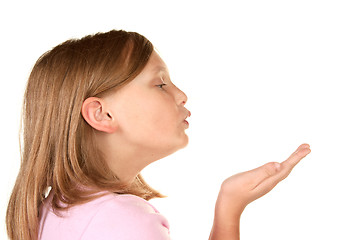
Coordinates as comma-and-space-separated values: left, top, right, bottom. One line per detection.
160, 76, 166, 84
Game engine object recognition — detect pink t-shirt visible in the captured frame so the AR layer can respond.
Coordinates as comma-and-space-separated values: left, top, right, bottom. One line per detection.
38, 191, 170, 240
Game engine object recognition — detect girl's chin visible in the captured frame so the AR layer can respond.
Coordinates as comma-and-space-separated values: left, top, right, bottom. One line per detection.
176, 135, 189, 150
162, 138, 189, 156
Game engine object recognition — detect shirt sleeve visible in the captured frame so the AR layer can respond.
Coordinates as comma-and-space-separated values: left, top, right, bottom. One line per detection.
80, 195, 171, 240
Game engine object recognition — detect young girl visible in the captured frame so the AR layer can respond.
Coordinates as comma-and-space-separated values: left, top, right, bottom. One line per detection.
6, 29, 311, 240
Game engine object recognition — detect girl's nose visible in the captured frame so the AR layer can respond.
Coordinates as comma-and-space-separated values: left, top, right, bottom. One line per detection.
177, 88, 188, 106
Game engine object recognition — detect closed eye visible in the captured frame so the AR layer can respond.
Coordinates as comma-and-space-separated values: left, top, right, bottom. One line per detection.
156, 83, 167, 90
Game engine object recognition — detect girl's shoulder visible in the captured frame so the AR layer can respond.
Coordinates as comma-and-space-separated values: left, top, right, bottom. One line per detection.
97, 192, 161, 214
39, 191, 170, 240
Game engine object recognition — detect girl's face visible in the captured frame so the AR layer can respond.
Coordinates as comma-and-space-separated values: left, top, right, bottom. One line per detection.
103, 51, 190, 157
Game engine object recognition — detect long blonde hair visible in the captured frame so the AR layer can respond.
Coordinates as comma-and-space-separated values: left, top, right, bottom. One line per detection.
6, 30, 163, 240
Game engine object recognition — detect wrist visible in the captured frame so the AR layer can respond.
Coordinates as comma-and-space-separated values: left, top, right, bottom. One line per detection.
210, 195, 242, 240
215, 190, 246, 219
210, 219, 240, 240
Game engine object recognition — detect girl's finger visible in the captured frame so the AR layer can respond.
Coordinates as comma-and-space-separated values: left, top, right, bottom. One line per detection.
251, 144, 311, 197
279, 144, 311, 179
248, 144, 310, 188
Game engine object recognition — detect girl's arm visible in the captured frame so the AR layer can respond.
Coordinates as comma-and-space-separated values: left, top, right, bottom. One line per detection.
209, 144, 311, 240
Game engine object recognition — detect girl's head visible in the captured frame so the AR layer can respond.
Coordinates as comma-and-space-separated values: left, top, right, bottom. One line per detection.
7, 29, 189, 240
82, 50, 190, 183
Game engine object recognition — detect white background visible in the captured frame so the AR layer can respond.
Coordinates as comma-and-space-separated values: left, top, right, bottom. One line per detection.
1, 0, 342, 239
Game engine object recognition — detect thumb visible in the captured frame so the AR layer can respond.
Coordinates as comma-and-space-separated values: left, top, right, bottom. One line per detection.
248, 162, 282, 191
248, 162, 281, 190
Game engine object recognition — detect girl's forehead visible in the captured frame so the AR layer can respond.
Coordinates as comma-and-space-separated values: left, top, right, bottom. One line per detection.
147, 51, 168, 73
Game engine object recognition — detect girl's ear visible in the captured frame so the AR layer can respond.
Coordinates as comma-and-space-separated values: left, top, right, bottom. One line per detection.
81, 97, 118, 133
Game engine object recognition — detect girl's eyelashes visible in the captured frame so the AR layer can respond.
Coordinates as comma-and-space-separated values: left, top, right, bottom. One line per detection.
156, 83, 167, 90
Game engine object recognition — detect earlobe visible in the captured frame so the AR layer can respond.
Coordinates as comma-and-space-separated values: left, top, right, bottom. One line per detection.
81, 97, 118, 133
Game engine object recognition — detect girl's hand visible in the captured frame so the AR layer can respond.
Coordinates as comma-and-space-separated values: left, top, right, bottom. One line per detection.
219, 143, 311, 214
210, 143, 311, 240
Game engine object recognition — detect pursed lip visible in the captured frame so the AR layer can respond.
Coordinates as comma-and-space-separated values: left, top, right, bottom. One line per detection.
183, 110, 191, 120
183, 110, 191, 128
